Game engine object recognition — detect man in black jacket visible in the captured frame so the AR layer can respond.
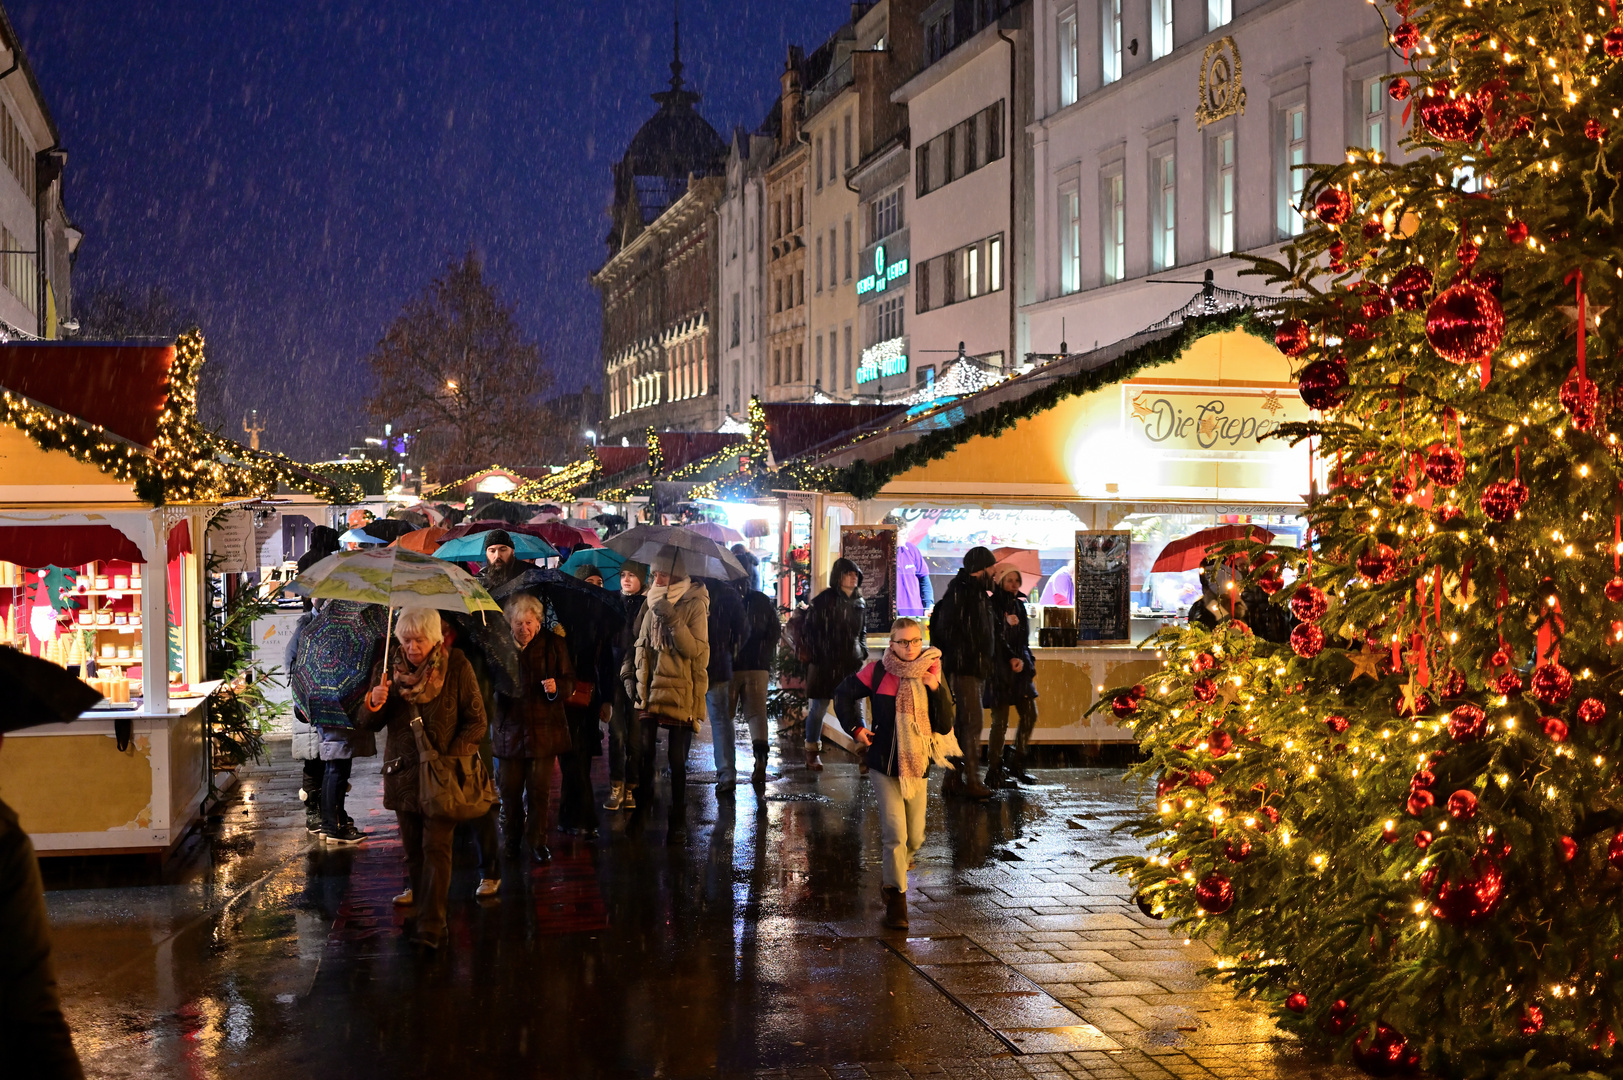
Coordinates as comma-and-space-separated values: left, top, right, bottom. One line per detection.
929, 546, 997, 800
801, 557, 867, 771
731, 573, 781, 787
478, 530, 538, 594
701, 574, 751, 795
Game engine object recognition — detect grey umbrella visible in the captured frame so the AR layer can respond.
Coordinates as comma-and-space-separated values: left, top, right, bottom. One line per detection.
604, 524, 749, 581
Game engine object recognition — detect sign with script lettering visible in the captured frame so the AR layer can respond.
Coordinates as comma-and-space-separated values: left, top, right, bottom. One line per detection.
1123, 384, 1307, 456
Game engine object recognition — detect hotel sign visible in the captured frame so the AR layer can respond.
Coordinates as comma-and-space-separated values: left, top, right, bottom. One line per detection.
1124, 385, 1307, 454
856, 244, 909, 296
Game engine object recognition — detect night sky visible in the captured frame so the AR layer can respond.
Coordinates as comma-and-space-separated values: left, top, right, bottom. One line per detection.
8, 1, 845, 461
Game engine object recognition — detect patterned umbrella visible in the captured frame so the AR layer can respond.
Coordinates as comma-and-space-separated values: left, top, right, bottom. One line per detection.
289, 600, 387, 729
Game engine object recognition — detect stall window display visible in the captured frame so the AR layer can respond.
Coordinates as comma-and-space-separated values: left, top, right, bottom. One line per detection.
1126, 513, 1306, 617
1, 558, 148, 702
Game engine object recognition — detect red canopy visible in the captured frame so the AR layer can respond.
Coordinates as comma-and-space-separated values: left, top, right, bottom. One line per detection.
1150, 525, 1275, 574
0, 342, 176, 447
0, 525, 143, 567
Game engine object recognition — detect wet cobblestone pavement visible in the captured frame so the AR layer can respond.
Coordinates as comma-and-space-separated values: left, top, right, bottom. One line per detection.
42, 731, 1357, 1080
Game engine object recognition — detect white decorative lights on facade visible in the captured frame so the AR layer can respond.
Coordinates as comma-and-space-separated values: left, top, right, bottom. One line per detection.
857, 336, 909, 384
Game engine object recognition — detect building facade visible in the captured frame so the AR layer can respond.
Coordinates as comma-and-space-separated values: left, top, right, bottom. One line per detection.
594, 41, 728, 440
893, 0, 1035, 397
0, 9, 75, 340
1024, 0, 1392, 354
764, 49, 815, 405
716, 130, 773, 423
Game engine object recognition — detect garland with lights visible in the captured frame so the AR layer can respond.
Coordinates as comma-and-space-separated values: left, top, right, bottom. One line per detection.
1094, 3, 1623, 1075
511, 455, 602, 503
423, 464, 528, 501
645, 427, 663, 477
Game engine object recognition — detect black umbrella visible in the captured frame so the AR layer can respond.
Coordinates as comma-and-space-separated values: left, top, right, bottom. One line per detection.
476, 499, 535, 525
593, 513, 629, 537
361, 519, 416, 542
0, 646, 103, 731
441, 608, 521, 696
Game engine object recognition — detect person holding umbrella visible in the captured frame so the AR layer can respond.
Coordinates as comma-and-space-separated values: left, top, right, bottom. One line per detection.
623, 547, 710, 814
355, 608, 488, 950
984, 563, 1039, 789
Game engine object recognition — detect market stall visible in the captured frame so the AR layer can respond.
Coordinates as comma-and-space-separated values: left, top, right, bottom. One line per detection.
800, 318, 1323, 744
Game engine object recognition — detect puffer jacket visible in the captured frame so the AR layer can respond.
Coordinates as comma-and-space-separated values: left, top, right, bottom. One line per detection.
493, 629, 574, 759
354, 647, 487, 815
622, 582, 711, 730
804, 557, 867, 698
930, 568, 995, 679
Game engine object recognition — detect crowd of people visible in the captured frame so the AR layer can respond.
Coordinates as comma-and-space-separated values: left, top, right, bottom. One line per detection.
288, 533, 1042, 947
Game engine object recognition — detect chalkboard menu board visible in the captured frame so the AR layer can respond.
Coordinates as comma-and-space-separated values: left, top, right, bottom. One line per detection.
840, 525, 898, 635
1074, 531, 1131, 643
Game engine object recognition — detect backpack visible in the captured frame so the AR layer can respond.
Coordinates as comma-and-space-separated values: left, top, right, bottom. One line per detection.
784, 606, 813, 663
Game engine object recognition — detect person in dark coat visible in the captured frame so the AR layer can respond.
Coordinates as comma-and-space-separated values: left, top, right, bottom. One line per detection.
929, 546, 997, 800
800, 557, 867, 771
833, 617, 955, 931
355, 608, 488, 950
984, 564, 1039, 789
557, 577, 618, 839
603, 561, 648, 811
699, 573, 750, 795
732, 573, 781, 787
0, 734, 85, 1078
478, 530, 538, 594
291, 527, 342, 832
494, 594, 573, 865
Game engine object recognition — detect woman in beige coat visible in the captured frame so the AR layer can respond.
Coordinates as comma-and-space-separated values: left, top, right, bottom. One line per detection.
623, 547, 710, 810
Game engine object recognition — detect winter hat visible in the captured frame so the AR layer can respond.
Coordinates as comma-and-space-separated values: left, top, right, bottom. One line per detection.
571, 562, 603, 582
483, 529, 515, 550
620, 561, 650, 590
963, 546, 996, 574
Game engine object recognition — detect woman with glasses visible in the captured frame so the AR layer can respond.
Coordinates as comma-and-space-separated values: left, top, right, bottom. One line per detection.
833, 617, 955, 930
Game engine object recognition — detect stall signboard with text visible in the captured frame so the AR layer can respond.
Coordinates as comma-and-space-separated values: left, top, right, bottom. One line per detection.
1074, 531, 1131, 643
208, 510, 257, 574
840, 525, 898, 635
1124, 384, 1309, 456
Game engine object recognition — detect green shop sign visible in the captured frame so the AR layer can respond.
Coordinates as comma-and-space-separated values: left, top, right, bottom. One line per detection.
856, 244, 909, 296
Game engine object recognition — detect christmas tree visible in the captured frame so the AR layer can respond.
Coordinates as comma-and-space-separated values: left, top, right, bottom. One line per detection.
1104, 2, 1623, 1076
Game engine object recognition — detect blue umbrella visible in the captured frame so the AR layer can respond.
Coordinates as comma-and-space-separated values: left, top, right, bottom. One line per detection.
560, 547, 625, 590
433, 530, 558, 563
338, 527, 387, 546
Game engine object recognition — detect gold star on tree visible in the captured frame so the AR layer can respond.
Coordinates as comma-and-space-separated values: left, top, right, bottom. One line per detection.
1217, 680, 1242, 707
1399, 679, 1425, 715
1345, 644, 1384, 682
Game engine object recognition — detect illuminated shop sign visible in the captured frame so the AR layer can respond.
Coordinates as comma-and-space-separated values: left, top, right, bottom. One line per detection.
856, 244, 909, 296
857, 337, 908, 384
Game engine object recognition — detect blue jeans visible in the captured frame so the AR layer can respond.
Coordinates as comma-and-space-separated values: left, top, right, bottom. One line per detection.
706, 682, 736, 786
805, 697, 832, 746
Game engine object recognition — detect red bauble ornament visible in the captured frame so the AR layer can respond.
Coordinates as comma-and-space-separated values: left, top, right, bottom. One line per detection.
1531, 663, 1573, 706
1325, 714, 1350, 734
1388, 76, 1411, 101
1208, 728, 1234, 756
1353, 1024, 1414, 1076
1447, 789, 1478, 819
1521, 1006, 1545, 1036
1609, 829, 1623, 870
1324, 999, 1356, 1035
1390, 473, 1415, 502
1382, 821, 1402, 844
1579, 697, 1607, 724
1391, 21, 1420, 49
1490, 647, 1512, 667
1415, 830, 1434, 849
1193, 652, 1216, 672
1426, 281, 1505, 365
1561, 369, 1602, 431
1285, 992, 1308, 1013
1194, 872, 1234, 914
1496, 669, 1524, 695
1188, 770, 1214, 790
1448, 703, 1487, 741
1587, 118, 1608, 141
1411, 768, 1436, 791
1560, 835, 1578, 861
1457, 239, 1480, 269
1480, 478, 1529, 521
1193, 677, 1217, 703
1357, 543, 1398, 583
1327, 240, 1347, 270
1542, 716, 1570, 743
1506, 220, 1529, 245
1418, 84, 1483, 143
1396, 691, 1434, 717
1389, 264, 1432, 311
1298, 357, 1350, 411
1406, 788, 1435, 816
1260, 805, 1280, 828
1424, 443, 1465, 487
1314, 186, 1352, 226
1607, 577, 1623, 603
1256, 570, 1284, 595
1439, 669, 1467, 699
1290, 585, 1329, 622
1130, 683, 1147, 700
1111, 693, 1139, 718
1274, 319, 1311, 357
1430, 853, 1504, 923
1155, 770, 1185, 799
1290, 622, 1326, 658
1224, 838, 1252, 862
1607, 25, 1623, 58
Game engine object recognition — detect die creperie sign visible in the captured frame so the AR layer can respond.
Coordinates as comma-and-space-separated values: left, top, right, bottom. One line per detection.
1123, 384, 1307, 455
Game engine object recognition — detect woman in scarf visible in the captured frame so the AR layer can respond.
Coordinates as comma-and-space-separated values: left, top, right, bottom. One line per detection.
833, 617, 955, 930
494, 594, 573, 866
356, 606, 487, 950
622, 547, 710, 814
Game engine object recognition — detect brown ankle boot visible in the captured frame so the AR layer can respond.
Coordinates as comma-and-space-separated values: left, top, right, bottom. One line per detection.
882, 886, 909, 929
805, 743, 824, 771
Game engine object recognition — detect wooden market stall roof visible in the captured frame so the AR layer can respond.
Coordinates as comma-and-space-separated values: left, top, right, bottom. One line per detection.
0, 341, 176, 448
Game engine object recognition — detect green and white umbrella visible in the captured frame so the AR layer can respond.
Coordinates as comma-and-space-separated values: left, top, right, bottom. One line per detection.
288, 547, 500, 672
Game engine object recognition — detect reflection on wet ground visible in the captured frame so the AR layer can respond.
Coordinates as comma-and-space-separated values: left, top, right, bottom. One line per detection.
44, 732, 1354, 1080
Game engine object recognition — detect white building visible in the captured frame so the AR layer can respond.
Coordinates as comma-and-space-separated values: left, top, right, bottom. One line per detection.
1024, 0, 1392, 354
890, 0, 1034, 397
717, 129, 774, 423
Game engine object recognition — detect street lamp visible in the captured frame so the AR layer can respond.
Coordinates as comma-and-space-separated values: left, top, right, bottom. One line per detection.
585, 429, 598, 446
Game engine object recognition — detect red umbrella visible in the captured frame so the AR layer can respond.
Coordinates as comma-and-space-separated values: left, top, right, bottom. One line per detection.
440, 519, 603, 551
989, 546, 1043, 594
1150, 525, 1275, 574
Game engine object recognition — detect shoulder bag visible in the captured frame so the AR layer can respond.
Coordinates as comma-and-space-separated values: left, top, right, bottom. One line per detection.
409, 712, 497, 822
